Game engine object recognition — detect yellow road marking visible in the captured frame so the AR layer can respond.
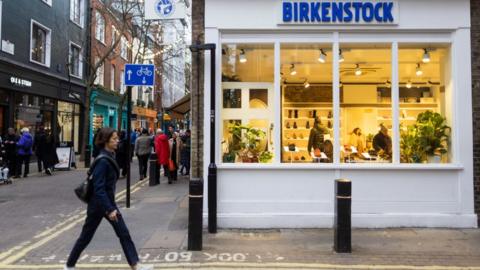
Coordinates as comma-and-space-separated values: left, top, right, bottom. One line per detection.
0, 178, 148, 266
1, 262, 480, 270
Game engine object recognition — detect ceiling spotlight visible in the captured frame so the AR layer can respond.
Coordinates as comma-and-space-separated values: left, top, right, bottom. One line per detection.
318, 49, 327, 63
339, 49, 345, 63
304, 79, 310, 89
239, 49, 247, 63
290, 64, 297, 76
406, 80, 412, 89
422, 48, 431, 63
355, 64, 362, 76
416, 63, 423, 76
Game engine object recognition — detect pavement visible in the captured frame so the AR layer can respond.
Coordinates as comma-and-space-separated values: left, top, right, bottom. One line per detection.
0, 161, 480, 270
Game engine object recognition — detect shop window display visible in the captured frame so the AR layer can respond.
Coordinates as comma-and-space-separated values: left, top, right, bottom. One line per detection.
221, 44, 275, 163
399, 45, 452, 163
340, 45, 392, 163
281, 44, 333, 163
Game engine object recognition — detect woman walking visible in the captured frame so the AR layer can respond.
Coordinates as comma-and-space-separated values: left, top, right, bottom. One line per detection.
42, 129, 59, 175
116, 130, 128, 178
65, 128, 152, 270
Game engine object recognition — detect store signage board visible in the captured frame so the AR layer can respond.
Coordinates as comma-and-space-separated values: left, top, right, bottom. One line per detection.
278, 0, 398, 25
144, 0, 186, 20
124, 64, 155, 86
10, 76, 32, 87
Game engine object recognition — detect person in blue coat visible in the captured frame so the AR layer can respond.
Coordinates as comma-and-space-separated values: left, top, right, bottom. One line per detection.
16, 127, 33, 178
65, 128, 153, 270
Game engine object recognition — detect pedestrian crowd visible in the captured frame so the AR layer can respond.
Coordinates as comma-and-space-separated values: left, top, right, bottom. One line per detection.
0, 126, 59, 182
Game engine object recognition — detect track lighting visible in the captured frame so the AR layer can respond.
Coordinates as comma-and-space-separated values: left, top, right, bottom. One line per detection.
416, 63, 423, 76
239, 49, 247, 63
318, 49, 327, 63
406, 80, 412, 89
422, 48, 430, 63
355, 64, 362, 76
290, 64, 297, 76
304, 79, 310, 88
339, 49, 344, 63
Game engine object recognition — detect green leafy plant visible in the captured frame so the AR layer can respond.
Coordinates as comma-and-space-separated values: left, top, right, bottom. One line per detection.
228, 122, 269, 163
400, 111, 451, 163
259, 151, 273, 163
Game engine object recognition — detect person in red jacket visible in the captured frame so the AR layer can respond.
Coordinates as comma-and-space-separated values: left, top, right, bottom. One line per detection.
154, 129, 171, 184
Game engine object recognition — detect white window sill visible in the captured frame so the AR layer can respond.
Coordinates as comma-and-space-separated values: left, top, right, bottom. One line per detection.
70, 73, 82, 79
70, 19, 84, 29
216, 163, 464, 171
96, 38, 106, 46
30, 59, 50, 68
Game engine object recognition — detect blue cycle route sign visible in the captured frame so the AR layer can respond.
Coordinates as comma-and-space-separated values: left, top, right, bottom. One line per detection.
124, 64, 155, 86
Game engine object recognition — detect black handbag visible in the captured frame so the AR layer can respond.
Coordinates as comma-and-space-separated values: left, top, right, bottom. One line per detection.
74, 154, 119, 203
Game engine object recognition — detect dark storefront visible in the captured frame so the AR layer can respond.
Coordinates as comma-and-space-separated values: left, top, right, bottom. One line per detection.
0, 60, 86, 153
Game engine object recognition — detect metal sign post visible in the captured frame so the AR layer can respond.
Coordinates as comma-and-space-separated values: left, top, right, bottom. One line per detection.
124, 64, 156, 208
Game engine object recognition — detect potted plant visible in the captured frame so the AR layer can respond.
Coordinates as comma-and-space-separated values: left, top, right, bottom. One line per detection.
228, 123, 270, 163
400, 111, 451, 163
416, 111, 450, 163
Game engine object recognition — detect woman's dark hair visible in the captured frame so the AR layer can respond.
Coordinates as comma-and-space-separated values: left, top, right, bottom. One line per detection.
95, 128, 117, 149
141, 128, 148, 135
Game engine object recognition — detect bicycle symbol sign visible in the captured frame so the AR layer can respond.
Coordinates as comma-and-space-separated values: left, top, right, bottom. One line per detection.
125, 64, 155, 86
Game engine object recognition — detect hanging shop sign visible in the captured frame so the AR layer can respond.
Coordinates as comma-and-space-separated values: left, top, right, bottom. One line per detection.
279, 1, 398, 25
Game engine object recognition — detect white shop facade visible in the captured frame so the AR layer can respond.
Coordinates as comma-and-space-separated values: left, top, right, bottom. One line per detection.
202, 0, 477, 228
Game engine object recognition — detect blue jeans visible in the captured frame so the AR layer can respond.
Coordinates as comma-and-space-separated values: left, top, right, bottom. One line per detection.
66, 209, 139, 267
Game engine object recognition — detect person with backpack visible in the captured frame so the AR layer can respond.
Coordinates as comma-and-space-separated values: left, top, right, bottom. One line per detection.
65, 128, 153, 270
16, 127, 33, 178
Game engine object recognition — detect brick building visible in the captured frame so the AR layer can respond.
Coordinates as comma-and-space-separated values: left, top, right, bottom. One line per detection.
471, 0, 480, 224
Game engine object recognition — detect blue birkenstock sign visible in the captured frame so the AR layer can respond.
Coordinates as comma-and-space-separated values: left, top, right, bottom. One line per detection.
280, 1, 397, 25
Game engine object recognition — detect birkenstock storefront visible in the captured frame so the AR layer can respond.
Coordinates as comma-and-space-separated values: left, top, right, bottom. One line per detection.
202, 0, 476, 228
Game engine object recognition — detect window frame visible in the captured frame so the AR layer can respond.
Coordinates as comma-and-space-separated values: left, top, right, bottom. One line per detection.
94, 57, 104, 86
68, 41, 83, 79
110, 64, 116, 91
30, 19, 52, 67
70, 0, 85, 28
95, 10, 106, 44
121, 36, 128, 60
218, 33, 456, 167
41, 0, 52, 6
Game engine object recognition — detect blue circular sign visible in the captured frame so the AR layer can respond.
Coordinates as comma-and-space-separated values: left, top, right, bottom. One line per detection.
155, 0, 175, 18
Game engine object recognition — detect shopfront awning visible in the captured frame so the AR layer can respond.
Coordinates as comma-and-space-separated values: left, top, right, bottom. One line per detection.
166, 94, 190, 119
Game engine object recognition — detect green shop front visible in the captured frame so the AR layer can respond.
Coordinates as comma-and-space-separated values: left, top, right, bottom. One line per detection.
90, 88, 127, 144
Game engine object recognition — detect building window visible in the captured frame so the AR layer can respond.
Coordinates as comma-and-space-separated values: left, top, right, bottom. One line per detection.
70, 0, 84, 27
121, 36, 128, 60
281, 44, 333, 163
94, 57, 104, 86
41, 0, 52, 6
112, 26, 117, 46
95, 11, 105, 44
30, 20, 51, 67
69, 42, 82, 78
399, 45, 452, 164
110, 64, 116, 91
221, 44, 275, 163
120, 69, 125, 94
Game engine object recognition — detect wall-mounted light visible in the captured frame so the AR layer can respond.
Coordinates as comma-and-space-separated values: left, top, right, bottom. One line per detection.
422, 48, 431, 63
290, 64, 297, 76
355, 64, 362, 76
239, 49, 247, 63
318, 49, 327, 63
406, 80, 412, 89
304, 79, 310, 89
339, 49, 345, 63
416, 63, 423, 76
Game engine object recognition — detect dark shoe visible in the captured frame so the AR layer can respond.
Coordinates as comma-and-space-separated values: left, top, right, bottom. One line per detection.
23, 175, 28, 178
168, 181, 172, 184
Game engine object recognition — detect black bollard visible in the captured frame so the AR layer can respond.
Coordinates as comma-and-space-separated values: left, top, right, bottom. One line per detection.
84, 145, 91, 168
188, 178, 203, 251
334, 179, 352, 253
149, 153, 158, 186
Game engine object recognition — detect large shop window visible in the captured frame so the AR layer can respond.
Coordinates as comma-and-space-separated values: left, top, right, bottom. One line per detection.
221, 44, 275, 163
340, 45, 392, 163
399, 45, 452, 164
281, 44, 333, 163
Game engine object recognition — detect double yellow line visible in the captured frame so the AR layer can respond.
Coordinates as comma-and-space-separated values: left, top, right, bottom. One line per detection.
0, 179, 148, 267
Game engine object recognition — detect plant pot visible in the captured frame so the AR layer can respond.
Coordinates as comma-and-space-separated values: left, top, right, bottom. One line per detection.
427, 155, 441, 164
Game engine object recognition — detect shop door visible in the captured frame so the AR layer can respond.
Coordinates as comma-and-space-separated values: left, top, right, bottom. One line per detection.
0, 106, 6, 136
